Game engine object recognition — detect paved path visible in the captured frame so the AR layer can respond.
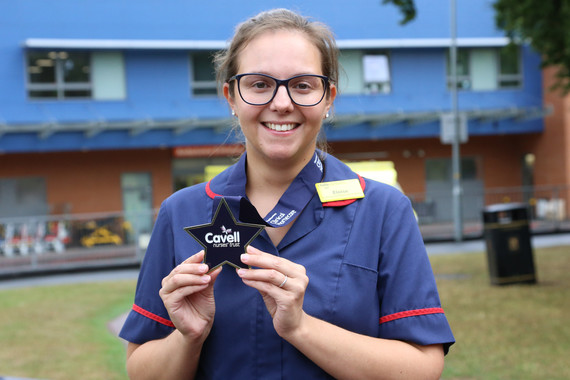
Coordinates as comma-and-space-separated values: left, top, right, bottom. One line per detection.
425, 232, 570, 255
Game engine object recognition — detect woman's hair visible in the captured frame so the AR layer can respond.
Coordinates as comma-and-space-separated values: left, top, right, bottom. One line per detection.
214, 8, 338, 153
214, 8, 339, 98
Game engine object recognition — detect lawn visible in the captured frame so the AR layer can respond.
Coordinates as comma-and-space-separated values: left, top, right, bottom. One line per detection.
432, 245, 570, 380
0, 245, 568, 380
0, 279, 136, 380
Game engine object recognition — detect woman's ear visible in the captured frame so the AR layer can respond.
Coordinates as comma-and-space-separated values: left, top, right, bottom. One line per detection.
328, 83, 337, 103
324, 83, 337, 116
223, 82, 237, 111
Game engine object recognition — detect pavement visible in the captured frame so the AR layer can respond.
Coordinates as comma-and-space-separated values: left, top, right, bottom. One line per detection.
425, 231, 570, 255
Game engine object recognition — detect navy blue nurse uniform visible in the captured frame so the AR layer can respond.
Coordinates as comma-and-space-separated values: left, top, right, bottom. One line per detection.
120, 152, 455, 379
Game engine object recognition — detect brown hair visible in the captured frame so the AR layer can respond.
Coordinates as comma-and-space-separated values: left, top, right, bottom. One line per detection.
214, 8, 339, 98
214, 9, 338, 153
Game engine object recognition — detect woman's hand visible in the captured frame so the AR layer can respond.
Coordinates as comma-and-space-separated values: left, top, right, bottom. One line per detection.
237, 246, 309, 338
159, 250, 222, 342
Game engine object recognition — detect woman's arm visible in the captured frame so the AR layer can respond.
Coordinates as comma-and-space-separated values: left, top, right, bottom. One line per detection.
125, 330, 205, 380
125, 251, 221, 380
238, 246, 444, 380
285, 313, 444, 380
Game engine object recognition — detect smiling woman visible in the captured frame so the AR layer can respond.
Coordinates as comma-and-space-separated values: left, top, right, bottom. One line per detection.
223, 29, 335, 168
119, 8, 454, 380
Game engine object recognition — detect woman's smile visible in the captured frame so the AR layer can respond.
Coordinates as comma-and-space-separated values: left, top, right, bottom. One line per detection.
263, 122, 299, 132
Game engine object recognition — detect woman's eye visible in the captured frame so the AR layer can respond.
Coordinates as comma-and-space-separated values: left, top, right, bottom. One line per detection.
293, 82, 312, 91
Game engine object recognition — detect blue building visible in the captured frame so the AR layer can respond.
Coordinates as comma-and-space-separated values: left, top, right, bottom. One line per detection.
1, 0, 557, 234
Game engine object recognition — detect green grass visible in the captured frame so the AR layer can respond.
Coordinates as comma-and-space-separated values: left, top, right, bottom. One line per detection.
0, 279, 136, 380
0, 246, 568, 380
431, 246, 570, 380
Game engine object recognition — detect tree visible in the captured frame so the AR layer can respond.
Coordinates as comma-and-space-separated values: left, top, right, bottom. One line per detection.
386, 0, 570, 94
382, 0, 416, 24
494, 0, 570, 94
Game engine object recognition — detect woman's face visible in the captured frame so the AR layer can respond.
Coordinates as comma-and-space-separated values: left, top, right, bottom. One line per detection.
224, 30, 336, 166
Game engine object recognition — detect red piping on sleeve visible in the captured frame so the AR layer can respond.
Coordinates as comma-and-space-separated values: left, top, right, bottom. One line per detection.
205, 180, 220, 199
133, 304, 175, 328
379, 307, 445, 324
322, 175, 366, 207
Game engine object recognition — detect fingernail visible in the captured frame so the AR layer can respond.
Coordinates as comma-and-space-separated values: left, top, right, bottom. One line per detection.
237, 268, 246, 276
199, 264, 209, 272
241, 254, 249, 263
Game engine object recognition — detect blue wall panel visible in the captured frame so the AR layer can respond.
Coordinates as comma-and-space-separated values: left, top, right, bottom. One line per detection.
0, 0, 545, 152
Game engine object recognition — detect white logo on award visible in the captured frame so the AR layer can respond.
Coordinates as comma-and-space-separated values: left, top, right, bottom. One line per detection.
205, 226, 240, 247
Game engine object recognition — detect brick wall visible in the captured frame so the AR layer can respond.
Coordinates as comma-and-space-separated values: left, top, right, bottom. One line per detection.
0, 149, 172, 215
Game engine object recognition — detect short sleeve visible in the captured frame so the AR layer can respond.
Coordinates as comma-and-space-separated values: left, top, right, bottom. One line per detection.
119, 202, 177, 344
377, 196, 455, 354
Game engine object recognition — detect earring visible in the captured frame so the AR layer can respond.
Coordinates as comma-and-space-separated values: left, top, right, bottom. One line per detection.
231, 110, 236, 116
325, 112, 329, 118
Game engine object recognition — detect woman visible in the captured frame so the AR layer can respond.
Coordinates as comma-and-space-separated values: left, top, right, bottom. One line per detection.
120, 8, 454, 379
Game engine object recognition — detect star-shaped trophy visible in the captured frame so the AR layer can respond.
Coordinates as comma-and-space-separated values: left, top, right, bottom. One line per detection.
184, 198, 265, 272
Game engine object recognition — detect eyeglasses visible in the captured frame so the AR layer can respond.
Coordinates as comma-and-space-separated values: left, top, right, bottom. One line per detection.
228, 73, 329, 107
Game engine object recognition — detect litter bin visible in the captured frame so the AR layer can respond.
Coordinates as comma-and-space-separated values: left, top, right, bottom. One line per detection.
482, 203, 536, 285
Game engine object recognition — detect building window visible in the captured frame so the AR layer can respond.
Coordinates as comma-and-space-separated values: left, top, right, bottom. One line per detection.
339, 50, 391, 94
425, 157, 480, 181
191, 52, 217, 96
0, 177, 48, 218
26, 50, 126, 100
446, 46, 521, 91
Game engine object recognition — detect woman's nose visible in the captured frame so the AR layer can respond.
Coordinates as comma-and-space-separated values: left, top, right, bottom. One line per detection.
269, 85, 294, 112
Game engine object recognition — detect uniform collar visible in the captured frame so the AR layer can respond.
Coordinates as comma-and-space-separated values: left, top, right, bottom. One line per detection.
206, 151, 365, 208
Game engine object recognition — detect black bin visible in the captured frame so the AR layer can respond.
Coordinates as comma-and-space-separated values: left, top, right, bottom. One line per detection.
482, 203, 536, 285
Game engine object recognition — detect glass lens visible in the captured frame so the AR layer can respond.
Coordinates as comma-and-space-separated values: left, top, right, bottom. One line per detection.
238, 74, 326, 106
288, 76, 325, 106
238, 74, 277, 105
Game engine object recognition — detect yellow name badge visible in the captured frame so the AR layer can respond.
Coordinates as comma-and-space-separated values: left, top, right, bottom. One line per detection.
315, 179, 365, 203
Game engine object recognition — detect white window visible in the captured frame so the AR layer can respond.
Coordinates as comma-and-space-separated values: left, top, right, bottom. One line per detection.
91, 52, 126, 100
339, 50, 391, 94
447, 46, 521, 91
191, 52, 217, 96
26, 50, 126, 100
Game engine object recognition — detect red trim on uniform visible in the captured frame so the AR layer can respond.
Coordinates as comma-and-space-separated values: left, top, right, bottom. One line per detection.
379, 307, 445, 324
322, 175, 366, 207
132, 304, 175, 328
206, 174, 366, 207
205, 180, 220, 199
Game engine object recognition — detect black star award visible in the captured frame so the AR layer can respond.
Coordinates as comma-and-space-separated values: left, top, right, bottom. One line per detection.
184, 197, 265, 272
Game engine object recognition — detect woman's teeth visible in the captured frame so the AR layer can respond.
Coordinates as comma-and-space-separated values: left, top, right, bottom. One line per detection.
265, 123, 296, 131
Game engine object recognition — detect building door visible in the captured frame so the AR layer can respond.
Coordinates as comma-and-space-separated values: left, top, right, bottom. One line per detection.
425, 157, 484, 222
0, 177, 48, 217
172, 156, 236, 191
121, 172, 153, 243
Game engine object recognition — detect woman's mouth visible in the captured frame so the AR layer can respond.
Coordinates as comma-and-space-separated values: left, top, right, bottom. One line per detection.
263, 122, 298, 132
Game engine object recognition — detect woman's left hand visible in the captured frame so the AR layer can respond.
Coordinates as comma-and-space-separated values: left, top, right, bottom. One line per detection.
237, 245, 309, 338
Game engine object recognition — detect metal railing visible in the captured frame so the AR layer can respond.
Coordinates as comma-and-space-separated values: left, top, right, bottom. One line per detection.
0, 184, 568, 276
0, 210, 157, 277
408, 184, 569, 240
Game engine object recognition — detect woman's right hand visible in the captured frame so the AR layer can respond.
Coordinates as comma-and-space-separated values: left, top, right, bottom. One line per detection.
159, 250, 222, 342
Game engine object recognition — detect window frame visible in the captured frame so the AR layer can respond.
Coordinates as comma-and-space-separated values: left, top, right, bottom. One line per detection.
26, 50, 93, 100
338, 49, 392, 95
446, 46, 522, 91
361, 51, 392, 94
190, 51, 218, 97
